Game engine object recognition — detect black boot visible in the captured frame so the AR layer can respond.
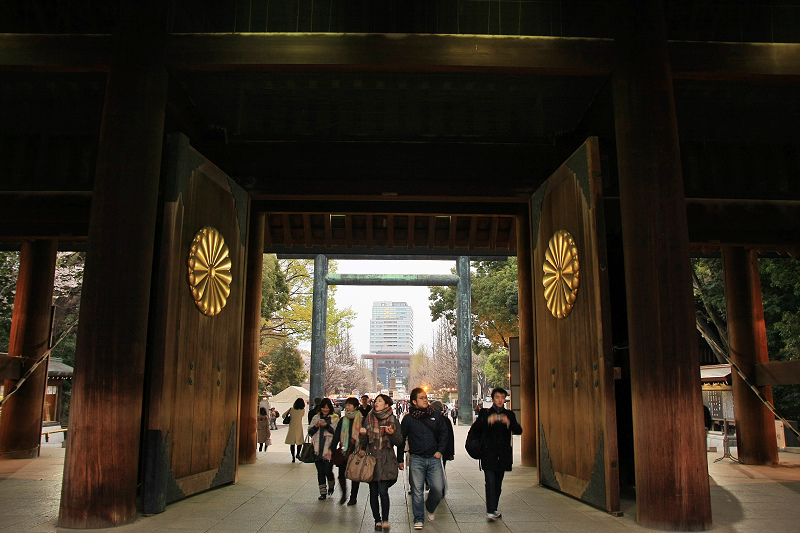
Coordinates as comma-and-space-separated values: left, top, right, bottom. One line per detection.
347, 482, 359, 505
339, 483, 348, 504
327, 479, 335, 496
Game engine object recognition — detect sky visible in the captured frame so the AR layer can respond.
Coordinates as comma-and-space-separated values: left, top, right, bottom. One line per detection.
326, 259, 458, 358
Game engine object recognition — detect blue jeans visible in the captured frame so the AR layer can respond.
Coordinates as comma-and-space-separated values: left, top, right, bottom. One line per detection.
408, 454, 444, 522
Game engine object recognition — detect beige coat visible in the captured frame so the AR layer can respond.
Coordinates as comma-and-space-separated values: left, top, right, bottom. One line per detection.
283, 407, 306, 445
257, 413, 270, 444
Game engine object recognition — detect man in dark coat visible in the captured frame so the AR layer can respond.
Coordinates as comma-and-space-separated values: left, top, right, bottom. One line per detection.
358, 394, 372, 418
308, 397, 322, 424
471, 387, 522, 522
401, 387, 449, 530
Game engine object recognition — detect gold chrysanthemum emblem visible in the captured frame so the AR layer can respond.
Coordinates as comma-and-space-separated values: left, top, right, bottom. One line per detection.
188, 226, 232, 316
543, 230, 580, 318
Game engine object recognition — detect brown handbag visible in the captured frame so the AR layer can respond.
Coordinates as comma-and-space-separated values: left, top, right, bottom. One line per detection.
331, 446, 348, 466
344, 445, 375, 482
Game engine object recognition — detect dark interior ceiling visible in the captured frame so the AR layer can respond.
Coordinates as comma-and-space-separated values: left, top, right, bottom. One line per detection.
1, 1, 800, 254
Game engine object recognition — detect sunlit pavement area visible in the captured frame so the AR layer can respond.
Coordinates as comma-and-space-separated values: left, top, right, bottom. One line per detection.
1, 425, 799, 532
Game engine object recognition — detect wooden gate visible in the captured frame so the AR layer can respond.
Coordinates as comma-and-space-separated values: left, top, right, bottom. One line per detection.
143, 134, 248, 513
532, 138, 619, 513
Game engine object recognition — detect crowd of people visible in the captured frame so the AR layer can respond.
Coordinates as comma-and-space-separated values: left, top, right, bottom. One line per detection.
258, 386, 522, 529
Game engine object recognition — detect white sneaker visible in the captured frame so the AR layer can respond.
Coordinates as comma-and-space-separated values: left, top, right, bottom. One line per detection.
490, 511, 502, 520
413, 522, 423, 530
487, 513, 496, 522
427, 512, 435, 522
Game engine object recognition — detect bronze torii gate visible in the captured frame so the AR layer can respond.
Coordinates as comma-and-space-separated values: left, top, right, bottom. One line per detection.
308, 255, 475, 424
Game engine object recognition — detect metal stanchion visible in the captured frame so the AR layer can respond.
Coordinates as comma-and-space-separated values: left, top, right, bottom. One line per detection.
714, 419, 739, 463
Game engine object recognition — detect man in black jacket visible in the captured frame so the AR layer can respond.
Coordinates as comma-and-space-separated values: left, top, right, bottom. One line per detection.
472, 387, 522, 522
358, 394, 372, 418
401, 387, 448, 530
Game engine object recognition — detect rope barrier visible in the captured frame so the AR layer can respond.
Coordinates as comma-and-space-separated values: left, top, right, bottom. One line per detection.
0, 322, 75, 408
699, 330, 800, 439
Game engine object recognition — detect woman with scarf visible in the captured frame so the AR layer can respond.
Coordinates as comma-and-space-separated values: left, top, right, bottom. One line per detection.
326, 397, 363, 505
358, 394, 404, 531
308, 398, 340, 500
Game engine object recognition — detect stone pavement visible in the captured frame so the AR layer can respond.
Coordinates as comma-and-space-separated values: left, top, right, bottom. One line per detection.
0, 425, 799, 532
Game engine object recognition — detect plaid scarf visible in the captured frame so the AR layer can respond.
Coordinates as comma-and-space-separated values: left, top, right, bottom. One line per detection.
339, 410, 362, 454
366, 406, 396, 450
409, 405, 434, 419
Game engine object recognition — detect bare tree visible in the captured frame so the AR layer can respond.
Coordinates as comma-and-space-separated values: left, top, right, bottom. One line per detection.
429, 319, 458, 391
406, 319, 460, 395
324, 325, 371, 396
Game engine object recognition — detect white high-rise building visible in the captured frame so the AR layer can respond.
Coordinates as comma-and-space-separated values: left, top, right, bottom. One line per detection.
369, 301, 413, 355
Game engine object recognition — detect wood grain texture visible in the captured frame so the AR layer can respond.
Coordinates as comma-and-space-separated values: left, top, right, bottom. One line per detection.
239, 211, 262, 465
723, 247, 778, 464
612, 1, 711, 528
143, 134, 246, 507
0, 240, 57, 458
58, 19, 168, 527
517, 210, 537, 467
532, 138, 618, 512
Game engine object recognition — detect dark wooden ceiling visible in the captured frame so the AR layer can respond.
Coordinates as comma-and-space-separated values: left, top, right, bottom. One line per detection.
264, 212, 517, 257
1, 2, 800, 255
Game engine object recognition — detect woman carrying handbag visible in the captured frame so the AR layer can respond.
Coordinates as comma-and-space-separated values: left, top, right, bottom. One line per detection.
358, 394, 404, 531
327, 397, 363, 505
283, 397, 306, 462
308, 398, 340, 500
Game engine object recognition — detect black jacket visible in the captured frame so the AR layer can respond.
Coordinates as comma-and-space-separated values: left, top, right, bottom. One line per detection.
472, 407, 522, 471
442, 415, 455, 460
401, 409, 449, 458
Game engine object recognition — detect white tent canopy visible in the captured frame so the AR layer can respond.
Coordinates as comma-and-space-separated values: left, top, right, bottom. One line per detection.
270, 385, 309, 421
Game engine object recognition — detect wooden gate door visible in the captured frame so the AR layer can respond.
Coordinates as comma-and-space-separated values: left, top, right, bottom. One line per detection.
532, 138, 619, 513
143, 134, 248, 514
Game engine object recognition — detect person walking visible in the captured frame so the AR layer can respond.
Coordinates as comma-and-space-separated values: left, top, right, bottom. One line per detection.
430, 401, 455, 475
358, 394, 403, 531
257, 406, 271, 452
269, 407, 278, 430
471, 387, 522, 522
401, 387, 448, 530
308, 398, 340, 500
358, 394, 372, 418
283, 397, 306, 463
328, 397, 363, 505
308, 397, 322, 423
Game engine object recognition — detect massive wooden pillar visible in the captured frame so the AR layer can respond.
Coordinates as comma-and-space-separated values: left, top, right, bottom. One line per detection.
516, 211, 537, 466
310, 254, 328, 401
239, 212, 264, 465
456, 256, 473, 425
612, 1, 711, 529
0, 240, 57, 459
59, 3, 167, 527
722, 246, 778, 465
